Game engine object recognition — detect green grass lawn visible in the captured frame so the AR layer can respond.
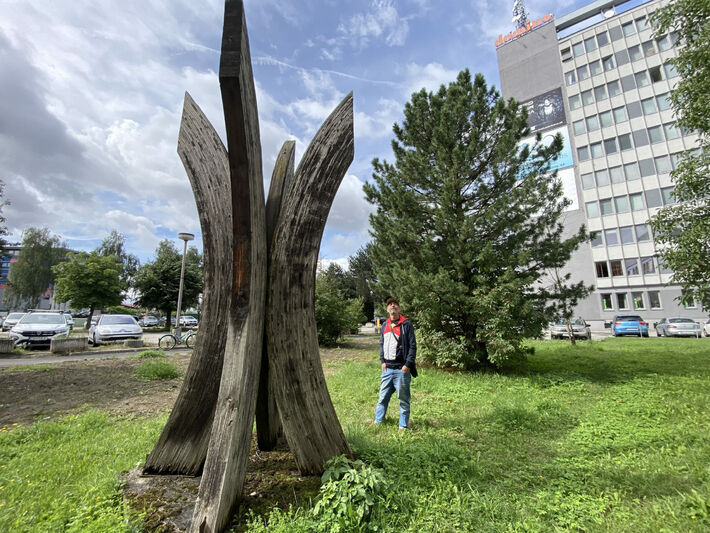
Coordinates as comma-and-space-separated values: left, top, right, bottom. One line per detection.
1, 337, 709, 531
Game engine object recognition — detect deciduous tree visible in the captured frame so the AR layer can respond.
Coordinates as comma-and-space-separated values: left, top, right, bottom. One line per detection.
96, 230, 140, 292
364, 70, 586, 369
649, 0, 710, 308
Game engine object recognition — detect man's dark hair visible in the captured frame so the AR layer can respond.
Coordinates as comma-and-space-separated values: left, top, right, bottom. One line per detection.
386, 297, 400, 306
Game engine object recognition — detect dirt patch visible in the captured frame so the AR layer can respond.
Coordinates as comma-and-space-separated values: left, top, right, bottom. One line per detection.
0, 353, 192, 426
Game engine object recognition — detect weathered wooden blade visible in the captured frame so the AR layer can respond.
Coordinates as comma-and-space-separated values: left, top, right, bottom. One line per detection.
190, 1, 266, 531
143, 92, 232, 476
255, 140, 295, 450
266, 92, 354, 475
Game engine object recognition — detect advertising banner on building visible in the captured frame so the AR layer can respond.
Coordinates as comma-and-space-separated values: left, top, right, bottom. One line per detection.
522, 88, 566, 133
520, 125, 574, 171
555, 167, 579, 212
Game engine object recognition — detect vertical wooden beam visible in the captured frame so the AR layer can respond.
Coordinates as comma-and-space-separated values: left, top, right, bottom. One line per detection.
190, 1, 266, 531
266, 93, 354, 475
256, 140, 295, 450
143, 93, 232, 476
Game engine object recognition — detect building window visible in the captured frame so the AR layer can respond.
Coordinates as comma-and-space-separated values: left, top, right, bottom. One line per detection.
622, 21, 636, 37
569, 94, 581, 110
614, 195, 630, 213
639, 158, 655, 177
561, 47, 572, 61
641, 97, 657, 115
657, 34, 672, 51
594, 85, 608, 102
619, 226, 634, 244
664, 122, 681, 140
627, 101, 642, 119
600, 198, 614, 217
609, 25, 624, 42
589, 60, 603, 76
590, 231, 603, 247
586, 116, 599, 131
641, 256, 656, 274
633, 129, 650, 148
649, 66, 663, 83
611, 260, 624, 277
581, 172, 595, 189
628, 45, 643, 62
636, 16, 649, 32
601, 293, 613, 310
584, 36, 598, 52
654, 155, 672, 174
577, 64, 590, 81
597, 31, 610, 47
582, 89, 594, 106
573, 41, 585, 57
565, 71, 577, 86
626, 258, 640, 276
596, 261, 610, 278
648, 290, 661, 309
615, 49, 630, 67
586, 201, 599, 218
645, 189, 663, 208
618, 133, 633, 151
577, 146, 590, 161
632, 291, 645, 309
612, 106, 627, 123
642, 40, 656, 56
604, 228, 619, 245
595, 169, 610, 186
656, 93, 671, 111
603, 55, 615, 71
621, 75, 637, 92
682, 292, 696, 309
607, 80, 621, 98
664, 63, 679, 79
635, 71, 650, 87
661, 186, 676, 205
648, 125, 664, 144
609, 166, 624, 184
624, 163, 640, 180
599, 110, 613, 128
573, 120, 585, 135
604, 137, 618, 154
635, 223, 650, 242
591, 142, 604, 158
630, 192, 645, 211
617, 292, 629, 308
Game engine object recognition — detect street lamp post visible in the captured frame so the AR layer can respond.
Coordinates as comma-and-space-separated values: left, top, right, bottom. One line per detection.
175, 232, 195, 336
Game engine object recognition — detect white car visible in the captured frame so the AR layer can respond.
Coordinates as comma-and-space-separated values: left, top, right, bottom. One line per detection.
10, 311, 71, 347
89, 314, 143, 345
179, 315, 198, 327
139, 316, 159, 327
655, 317, 702, 338
549, 319, 591, 340
2, 312, 26, 332
703, 319, 710, 338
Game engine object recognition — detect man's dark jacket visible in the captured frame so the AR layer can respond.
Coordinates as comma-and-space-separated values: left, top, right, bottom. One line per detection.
379, 316, 418, 377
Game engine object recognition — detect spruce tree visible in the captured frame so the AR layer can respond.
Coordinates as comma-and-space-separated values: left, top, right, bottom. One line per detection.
364, 70, 586, 369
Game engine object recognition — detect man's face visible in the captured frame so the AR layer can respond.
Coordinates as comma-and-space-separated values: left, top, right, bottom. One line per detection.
387, 302, 400, 319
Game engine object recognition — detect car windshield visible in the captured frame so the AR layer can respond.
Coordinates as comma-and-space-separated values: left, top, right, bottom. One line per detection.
669, 318, 695, 323
6, 313, 25, 320
554, 319, 586, 326
19, 314, 65, 325
101, 316, 136, 325
618, 316, 642, 322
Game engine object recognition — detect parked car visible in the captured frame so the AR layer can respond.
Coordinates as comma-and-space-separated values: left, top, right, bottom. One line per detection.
550, 318, 591, 340
611, 315, 649, 337
72, 309, 90, 318
88, 314, 143, 345
139, 315, 159, 327
179, 315, 198, 327
2, 312, 26, 332
655, 317, 702, 338
63, 312, 75, 330
9, 311, 71, 347
704, 319, 710, 338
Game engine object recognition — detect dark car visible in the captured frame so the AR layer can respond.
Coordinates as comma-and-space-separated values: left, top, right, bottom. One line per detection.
611, 315, 649, 337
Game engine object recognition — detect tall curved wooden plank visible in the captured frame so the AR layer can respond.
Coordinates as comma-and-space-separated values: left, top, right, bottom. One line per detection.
143, 92, 232, 476
256, 140, 295, 450
266, 93, 354, 475
190, 1, 266, 532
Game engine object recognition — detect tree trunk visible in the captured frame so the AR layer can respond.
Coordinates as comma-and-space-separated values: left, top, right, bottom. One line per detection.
143, 92, 233, 475
190, 2, 266, 531
87, 304, 95, 330
255, 140, 295, 451
266, 92, 354, 475
566, 319, 577, 346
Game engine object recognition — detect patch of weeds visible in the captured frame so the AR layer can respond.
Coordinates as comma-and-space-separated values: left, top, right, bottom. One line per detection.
133, 349, 165, 359
8, 364, 58, 372
134, 360, 180, 381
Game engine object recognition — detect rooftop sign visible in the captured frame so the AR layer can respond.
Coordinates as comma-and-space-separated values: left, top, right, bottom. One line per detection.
495, 13, 553, 47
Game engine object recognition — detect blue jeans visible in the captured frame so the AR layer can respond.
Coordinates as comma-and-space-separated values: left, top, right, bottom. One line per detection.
374, 368, 411, 428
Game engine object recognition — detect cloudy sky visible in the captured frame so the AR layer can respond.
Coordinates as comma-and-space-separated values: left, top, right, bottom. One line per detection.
1, 0, 616, 267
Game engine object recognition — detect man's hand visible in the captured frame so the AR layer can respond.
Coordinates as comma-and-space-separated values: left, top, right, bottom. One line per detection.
402, 366, 410, 374
382, 363, 387, 371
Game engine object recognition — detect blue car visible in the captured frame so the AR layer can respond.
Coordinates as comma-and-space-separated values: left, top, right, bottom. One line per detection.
611, 314, 649, 337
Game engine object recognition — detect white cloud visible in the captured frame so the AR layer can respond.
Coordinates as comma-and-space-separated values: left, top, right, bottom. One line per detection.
402, 62, 460, 98
338, 0, 409, 48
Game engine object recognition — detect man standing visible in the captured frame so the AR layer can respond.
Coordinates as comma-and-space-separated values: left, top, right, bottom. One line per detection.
374, 297, 417, 431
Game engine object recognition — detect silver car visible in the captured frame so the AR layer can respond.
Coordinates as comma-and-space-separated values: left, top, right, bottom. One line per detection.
655, 317, 702, 338
9, 311, 71, 346
704, 319, 710, 338
2, 312, 26, 331
550, 319, 591, 340
89, 314, 143, 345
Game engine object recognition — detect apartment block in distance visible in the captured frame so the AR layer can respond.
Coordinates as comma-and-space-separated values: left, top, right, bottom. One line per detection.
495, 0, 705, 326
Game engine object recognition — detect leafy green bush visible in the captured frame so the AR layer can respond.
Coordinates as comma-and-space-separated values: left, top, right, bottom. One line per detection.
134, 360, 179, 381
134, 349, 165, 359
315, 273, 364, 346
418, 329, 480, 369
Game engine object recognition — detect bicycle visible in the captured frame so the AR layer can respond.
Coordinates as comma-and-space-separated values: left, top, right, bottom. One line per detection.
158, 328, 197, 350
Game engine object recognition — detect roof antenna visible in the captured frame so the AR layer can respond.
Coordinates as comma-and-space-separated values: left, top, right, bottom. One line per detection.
511, 0, 529, 29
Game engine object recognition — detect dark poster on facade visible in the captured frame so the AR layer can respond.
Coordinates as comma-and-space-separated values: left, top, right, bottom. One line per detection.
522, 88, 566, 133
